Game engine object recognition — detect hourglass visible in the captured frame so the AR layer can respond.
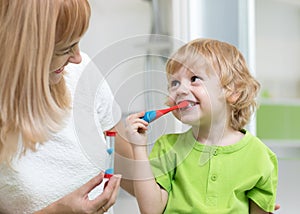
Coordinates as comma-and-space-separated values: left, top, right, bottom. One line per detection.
104, 131, 116, 188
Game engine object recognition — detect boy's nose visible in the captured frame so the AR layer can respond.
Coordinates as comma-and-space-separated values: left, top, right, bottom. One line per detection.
176, 83, 189, 95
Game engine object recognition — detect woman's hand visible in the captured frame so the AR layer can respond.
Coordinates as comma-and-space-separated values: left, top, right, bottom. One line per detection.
35, 172, 121, 214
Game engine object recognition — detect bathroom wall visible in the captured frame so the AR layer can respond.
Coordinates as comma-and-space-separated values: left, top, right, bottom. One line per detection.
256, 0, 300, 99
81, 0, 151, 58
255, 0, 300, 213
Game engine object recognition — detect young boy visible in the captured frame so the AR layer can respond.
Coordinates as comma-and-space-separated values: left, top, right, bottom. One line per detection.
125, 38, 278, 213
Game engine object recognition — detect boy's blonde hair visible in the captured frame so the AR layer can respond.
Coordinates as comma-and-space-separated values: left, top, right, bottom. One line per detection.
0, 0, 91, 164
166, 38, 260, 130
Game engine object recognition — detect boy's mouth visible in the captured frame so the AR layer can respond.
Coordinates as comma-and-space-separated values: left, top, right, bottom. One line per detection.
177, 100, 199, 110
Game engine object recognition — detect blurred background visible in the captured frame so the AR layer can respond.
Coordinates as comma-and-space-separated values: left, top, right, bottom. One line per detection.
80, 0, 300, 213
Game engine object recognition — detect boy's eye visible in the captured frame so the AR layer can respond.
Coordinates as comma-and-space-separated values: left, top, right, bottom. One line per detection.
170, 80, 180, 88
191, 76, 201, 82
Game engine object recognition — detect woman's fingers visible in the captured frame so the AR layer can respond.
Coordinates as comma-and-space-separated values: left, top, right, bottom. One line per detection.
79, 172, 105, 196
92, 174, 122, 211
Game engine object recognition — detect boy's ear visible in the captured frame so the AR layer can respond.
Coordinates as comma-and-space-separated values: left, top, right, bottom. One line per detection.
228, 92, 240, 104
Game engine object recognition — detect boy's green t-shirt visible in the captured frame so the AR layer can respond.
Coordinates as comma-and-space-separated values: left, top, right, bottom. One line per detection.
149, 129, 278, 213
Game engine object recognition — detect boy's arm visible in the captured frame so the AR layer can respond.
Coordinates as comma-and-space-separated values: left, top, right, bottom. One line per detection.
113, 121, 136, 196
249, 200, 269, 214
133, 145, 168, 214
125, 112, 169, 214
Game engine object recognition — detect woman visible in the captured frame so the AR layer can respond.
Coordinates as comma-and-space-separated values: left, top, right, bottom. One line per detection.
0, 0, 125, 213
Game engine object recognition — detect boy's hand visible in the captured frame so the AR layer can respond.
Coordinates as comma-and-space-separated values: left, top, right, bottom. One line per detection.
125, 112, 149, 146
269, 204, 280, 213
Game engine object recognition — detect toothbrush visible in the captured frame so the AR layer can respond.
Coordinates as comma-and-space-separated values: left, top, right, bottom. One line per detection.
141, 100, 189, 123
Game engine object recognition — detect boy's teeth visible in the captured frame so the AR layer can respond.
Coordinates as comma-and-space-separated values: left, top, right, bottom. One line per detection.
177, 101, 197, 108
186, 102, 194, 107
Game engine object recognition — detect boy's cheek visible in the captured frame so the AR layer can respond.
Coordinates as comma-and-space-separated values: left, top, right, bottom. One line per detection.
165, 96, 176, 107
171, 111, 180, 120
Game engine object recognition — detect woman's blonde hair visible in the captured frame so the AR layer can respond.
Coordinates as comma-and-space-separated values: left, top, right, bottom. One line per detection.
166, 38, 260, 130
0, 0, 91, 164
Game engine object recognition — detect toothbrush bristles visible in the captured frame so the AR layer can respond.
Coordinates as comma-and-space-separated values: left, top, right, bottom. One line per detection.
177, 101, 189, 109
